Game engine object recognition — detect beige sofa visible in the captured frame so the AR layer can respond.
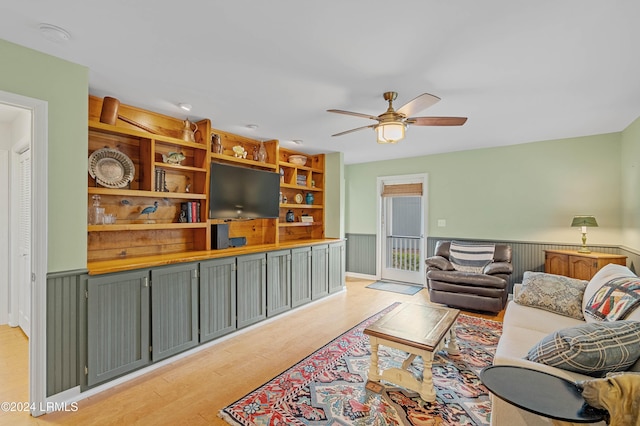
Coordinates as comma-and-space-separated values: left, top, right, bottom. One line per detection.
491, 264, 640, 426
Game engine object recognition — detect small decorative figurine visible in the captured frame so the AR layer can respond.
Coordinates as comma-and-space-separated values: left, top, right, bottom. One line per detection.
162, 152, 186, 165
140, 201, 159, 223
286, 210, 295, 222
232, 145, 246, 158
305, 192, 314, 205
212, 134, 223, 154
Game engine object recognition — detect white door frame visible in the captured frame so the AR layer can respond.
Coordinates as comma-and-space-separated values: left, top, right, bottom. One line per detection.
12, 142, 32, 337
1, 90, 48, 417
376, 173, 428, 285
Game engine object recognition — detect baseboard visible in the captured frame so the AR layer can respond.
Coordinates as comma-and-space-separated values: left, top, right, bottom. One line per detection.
346, 272, 377, 281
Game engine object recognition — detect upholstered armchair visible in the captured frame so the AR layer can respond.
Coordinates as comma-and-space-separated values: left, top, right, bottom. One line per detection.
425, 241, 513, 313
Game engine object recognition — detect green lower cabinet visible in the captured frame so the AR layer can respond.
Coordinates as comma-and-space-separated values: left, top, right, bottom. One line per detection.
311, 244, 329, 300
291, 246, 312, 308
150, 263, 199, 362
328, 241, 346, 294
78, 241, 345, 391
267, 250, 292, 317
86, 270, 150, 388
237, 253, 267, 329
199, 257, 237, 342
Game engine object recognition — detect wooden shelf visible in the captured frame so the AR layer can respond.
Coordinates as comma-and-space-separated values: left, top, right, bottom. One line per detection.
280, 203, 322, 209
210, 153, 277, 170
278, 222, 322, 227
89, 120, 208, 150
279, 161, 323, 173
154, 162, 207, 173
89, 222, 207, 232
88, 187, 206, 200
280, 183, 323, 192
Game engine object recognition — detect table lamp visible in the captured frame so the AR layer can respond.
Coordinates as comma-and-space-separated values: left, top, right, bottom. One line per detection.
571, 215, 598, 253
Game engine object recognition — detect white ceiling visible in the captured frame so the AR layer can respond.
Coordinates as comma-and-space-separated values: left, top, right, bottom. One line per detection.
1, 1, 639, 164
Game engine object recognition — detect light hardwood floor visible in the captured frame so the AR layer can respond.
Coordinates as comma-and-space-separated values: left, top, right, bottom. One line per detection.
0, 277, 504, 425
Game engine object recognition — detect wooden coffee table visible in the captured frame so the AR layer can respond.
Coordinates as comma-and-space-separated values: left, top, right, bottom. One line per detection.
364, 303, 460, 402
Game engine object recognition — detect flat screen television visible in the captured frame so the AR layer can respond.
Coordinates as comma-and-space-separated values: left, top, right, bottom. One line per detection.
209, 162, 280, 219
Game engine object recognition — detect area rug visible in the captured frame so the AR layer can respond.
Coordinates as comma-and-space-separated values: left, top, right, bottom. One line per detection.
366, 280, 423, 295
219, 303, 502, 425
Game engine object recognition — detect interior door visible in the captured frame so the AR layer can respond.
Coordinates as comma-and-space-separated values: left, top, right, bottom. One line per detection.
381, 189, 425, 285
17, 148, 31, 337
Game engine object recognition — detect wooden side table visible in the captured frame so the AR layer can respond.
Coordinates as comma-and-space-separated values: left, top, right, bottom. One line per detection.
544, 249, 627, 280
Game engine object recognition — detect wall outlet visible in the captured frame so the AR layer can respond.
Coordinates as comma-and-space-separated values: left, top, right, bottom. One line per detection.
437, 219, 446, 227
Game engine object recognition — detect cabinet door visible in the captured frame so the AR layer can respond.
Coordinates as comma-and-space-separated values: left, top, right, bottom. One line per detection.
87, 270, 150, 387
150, 263, 199, 361
237, 253, 267, 329
200, 257, 237, 342
311, 244, 329, 300
291, 247, 312, 308
569, 256, 597, 280
328, 241, 346, 294
544, 251, 568, 276
267, 250, 291, 317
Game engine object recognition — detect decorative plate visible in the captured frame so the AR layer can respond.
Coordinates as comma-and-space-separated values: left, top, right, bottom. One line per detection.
88, 148, 135, 188
295, 193, 304, 204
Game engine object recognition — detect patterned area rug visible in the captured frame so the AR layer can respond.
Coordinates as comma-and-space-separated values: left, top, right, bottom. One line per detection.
219, 303, 502, 426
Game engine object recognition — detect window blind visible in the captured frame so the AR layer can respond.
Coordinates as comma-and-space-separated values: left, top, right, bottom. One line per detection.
381, 182, 423, 197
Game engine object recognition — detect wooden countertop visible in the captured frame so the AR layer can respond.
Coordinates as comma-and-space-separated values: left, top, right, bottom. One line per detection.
543, 249, 627, 259
87, 239, 342, 275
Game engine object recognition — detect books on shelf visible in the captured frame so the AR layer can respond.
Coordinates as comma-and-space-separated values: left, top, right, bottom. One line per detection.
179, 201, 201, 223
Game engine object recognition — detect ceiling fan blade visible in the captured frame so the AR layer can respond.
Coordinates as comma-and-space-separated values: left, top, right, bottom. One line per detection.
331, 124, 376, 137
327, 109, 379, 121
396, 93, 441, 117
408, 116, 468, 126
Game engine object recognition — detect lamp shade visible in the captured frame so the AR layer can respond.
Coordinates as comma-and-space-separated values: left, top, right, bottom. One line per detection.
571, 216, 598, 227
376, 122, 406, 144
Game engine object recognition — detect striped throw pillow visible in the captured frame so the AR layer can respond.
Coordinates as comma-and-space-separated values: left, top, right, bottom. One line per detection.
525, 321, 640, 377
449, 241, 495, 273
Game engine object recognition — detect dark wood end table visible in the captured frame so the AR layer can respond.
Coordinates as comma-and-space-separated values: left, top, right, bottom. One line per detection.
480, 365, 606, 424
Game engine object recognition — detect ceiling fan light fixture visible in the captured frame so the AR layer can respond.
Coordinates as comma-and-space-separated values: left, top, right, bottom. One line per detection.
376, 122, 406, 144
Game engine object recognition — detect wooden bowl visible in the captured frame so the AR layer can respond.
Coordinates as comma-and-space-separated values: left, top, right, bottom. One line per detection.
288, 155, 307, 166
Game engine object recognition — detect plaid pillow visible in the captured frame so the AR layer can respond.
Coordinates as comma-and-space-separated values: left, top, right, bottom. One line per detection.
584, 277, 640, 321
525, 321, 640, 377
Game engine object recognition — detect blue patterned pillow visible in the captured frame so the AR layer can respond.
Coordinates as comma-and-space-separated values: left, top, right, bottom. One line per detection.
525, 321, 640, 377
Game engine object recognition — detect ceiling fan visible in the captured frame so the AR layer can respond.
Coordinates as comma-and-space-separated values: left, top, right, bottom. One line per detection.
327, 91, 467, 144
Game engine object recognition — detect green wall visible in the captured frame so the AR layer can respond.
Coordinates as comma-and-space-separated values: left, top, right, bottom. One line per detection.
345, 132, 627, 247
0, 39, 88, 273
621, 116, 640, 250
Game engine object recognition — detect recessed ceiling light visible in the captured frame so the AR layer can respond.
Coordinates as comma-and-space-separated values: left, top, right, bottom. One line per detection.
246, 124, 259, 130
178, 103, 192, 112
39, 23, 71, 43
292, 139, 303, 145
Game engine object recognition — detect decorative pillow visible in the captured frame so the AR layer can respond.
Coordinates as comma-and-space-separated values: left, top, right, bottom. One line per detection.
525, 321, 640, 377
514, 271, 587, 320
449, 241, 495, 273
583, 264, 637, 323
584, 277, 640, 321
